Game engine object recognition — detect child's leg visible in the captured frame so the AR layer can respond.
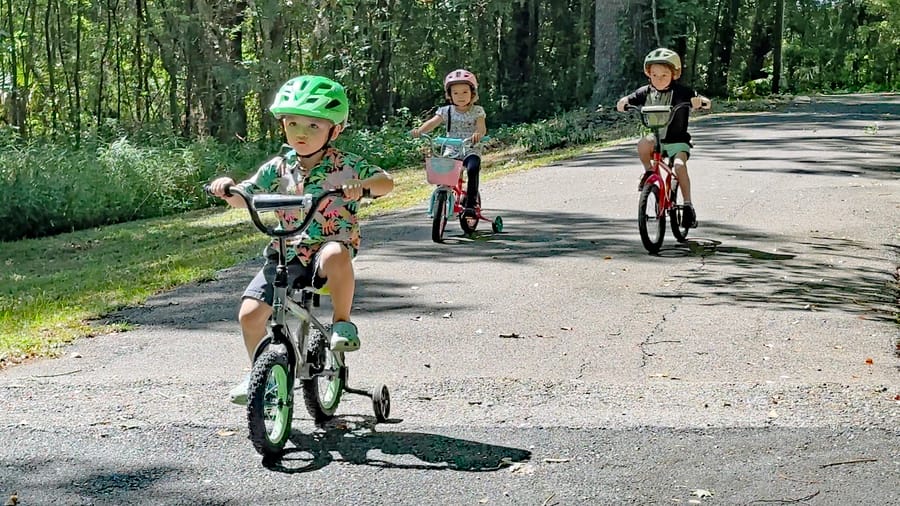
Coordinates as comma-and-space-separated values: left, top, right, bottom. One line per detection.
463, 154, 481, 208
637, 135, 655, 170
238, 298, 273, 359
317, 241, 360, 351
672, 152, 691, 203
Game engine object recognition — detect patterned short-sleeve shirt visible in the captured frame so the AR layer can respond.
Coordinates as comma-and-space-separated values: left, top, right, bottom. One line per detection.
238, 147, 387, 265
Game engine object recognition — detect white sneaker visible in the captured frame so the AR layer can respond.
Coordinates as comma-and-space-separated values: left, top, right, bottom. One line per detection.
228, 374, 250, 405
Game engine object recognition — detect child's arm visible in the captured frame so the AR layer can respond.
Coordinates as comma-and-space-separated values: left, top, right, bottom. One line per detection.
411, 113, 444, 137
208, 176, 246, 208
616, 96, 630, 112
361, 172, 394, 198
691, 94, 712, 110
471, 115, 487, 143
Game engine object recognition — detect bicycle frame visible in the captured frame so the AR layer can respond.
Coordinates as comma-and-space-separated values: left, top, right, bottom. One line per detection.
636, 103, 691, 218
207, 185, 344, 381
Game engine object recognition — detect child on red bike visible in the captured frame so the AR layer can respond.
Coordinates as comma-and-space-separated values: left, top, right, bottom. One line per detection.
208, 75, 394, 404
616, 48, 711, 228
411, 69, 488, 222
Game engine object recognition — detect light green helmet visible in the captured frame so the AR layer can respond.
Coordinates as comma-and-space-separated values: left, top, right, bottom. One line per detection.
269, 75, 349, 125
644, 48, 682, 78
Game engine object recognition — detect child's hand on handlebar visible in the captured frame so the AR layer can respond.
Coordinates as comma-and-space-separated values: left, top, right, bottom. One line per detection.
411, 128, 422, 138
339, 179, 366, 201
208, 177, 236, 198
691, 96, 712, 110
469, 132, 484, 144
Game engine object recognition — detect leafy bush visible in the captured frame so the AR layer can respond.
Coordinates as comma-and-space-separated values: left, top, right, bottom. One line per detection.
0, 106, 642, 242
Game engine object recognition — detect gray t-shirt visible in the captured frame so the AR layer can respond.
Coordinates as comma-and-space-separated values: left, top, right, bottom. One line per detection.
438, 105, 486, 158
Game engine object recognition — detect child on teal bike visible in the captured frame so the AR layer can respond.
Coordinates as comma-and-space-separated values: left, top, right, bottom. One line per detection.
411, 69, 487, 223
616, 48, 711, 228
208, 75, 394, 404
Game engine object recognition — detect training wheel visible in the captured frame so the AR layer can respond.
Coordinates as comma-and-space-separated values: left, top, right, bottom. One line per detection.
491, 216, 503, 233
372, 384, 390, 422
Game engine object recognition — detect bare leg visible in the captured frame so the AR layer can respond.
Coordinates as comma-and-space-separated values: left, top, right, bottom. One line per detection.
637, 135, 655, 170
317, 242, 354, 324
672, 153, 691, 202
238, 298, 272, 360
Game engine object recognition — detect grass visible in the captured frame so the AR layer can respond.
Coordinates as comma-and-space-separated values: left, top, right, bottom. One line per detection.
0, 99, 790, 367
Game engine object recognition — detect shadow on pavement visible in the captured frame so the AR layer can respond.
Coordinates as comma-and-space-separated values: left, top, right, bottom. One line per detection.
264, 416, 531, 474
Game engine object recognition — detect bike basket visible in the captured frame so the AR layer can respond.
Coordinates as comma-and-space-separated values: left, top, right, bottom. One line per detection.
425, 156, 463, 186
641, 105, 672, 129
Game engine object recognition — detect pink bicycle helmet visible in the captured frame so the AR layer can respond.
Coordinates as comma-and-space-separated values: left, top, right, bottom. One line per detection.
444, 69, 478, 93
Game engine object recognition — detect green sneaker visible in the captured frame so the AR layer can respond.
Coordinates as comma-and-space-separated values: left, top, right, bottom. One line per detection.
330, 321, 360, 352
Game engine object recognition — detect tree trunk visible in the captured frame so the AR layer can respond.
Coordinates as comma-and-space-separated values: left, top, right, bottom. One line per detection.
744, 0, 773, 83
772, 0, 784, 93
366, 0, 394, 125
503, 0, 539, 120
707, 0, 740, 96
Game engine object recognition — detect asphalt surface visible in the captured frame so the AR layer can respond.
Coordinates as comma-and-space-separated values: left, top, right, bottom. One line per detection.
1, 94, 898, 506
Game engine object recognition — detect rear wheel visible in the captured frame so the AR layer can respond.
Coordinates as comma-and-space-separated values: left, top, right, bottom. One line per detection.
638, 184, 666, 253
247, 348, 293, 458
669, 181, 689, 243
431, 190, 448, 243
301, 331, 345, 423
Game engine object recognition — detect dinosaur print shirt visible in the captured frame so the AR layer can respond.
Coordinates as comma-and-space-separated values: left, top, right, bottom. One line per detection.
237, 147, 386, 265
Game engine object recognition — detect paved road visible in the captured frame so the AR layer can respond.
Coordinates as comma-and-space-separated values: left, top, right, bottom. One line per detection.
2, 94, 898, 505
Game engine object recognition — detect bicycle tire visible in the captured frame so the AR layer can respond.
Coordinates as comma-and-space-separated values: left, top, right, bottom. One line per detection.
669, 181, 690, 243
246, 347, 294, 458
638, 184, 666, 253
431, 190, 448, 243
301, 330, 345, 423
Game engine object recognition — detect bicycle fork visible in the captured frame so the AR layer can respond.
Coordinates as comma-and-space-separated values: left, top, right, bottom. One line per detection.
427, 188, 455, 218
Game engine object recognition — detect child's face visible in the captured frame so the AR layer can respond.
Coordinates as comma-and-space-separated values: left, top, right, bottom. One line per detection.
281, 114, 340, 155
647, 64, 674, 90
448, 83, 474, 107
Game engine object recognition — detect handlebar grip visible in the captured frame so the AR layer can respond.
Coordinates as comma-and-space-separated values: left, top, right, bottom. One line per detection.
203, 183, 233, 197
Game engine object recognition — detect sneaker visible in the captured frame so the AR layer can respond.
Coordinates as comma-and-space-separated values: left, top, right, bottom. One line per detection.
228, 373, 250, 405
682, 203, 698, 228
638, 170, 653, 191
330, 321, 360, 352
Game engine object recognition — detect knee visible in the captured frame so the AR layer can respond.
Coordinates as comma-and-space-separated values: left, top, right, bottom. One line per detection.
238, 300, 269, 327
637, 139, 654, 157
319, 243, 352, 276
465, 156, 481, 173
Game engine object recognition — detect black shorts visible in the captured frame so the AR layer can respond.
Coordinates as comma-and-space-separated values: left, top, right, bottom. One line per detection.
242, 253, 327, 306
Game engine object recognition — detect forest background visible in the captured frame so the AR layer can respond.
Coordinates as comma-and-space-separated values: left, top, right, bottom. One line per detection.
1, 0, 897, 241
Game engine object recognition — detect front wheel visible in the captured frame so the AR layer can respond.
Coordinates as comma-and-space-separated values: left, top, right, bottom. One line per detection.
669, 181, 689, 243
247, 347, 294, 458
638, 184, 666, 253
431, 190, 448, 243
301, 330, 345, 423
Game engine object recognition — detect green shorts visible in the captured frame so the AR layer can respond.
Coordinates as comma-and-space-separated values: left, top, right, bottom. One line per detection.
661, 142, 692, 159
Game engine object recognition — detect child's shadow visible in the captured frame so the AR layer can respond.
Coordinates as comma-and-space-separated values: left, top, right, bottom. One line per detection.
263, 416, 531, 473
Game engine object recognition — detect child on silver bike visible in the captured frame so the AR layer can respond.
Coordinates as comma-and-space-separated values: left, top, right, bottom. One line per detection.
208, 75, 393, 404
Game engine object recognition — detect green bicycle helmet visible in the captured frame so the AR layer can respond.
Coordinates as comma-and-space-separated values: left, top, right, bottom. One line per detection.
644, 48, 682, 78
269, 75, 349, 125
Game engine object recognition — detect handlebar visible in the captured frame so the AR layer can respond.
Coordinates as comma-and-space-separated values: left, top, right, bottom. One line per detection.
204, 183, 345, 238
418, 133, 491, 147
623, 101, 706, 130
